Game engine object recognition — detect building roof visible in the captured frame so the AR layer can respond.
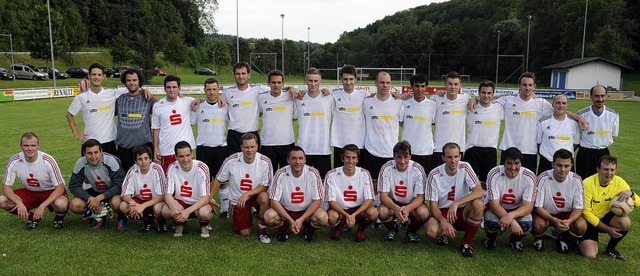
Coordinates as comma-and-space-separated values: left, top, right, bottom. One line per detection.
543, 57, 633, 70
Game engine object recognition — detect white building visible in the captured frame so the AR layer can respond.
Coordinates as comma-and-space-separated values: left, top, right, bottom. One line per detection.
543, 57, 632, 90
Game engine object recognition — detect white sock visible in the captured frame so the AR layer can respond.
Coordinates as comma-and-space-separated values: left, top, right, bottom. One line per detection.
374, 194, 381, 207
220, 187, 230, 212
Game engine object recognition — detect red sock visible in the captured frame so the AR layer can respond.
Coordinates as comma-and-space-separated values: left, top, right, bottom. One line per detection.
357, 218, 373, 232
54, 213, 66, 222
486, 231, 498, 240
462, 218, 481, 245
407, 219, 425, 233
383, 219, 396, 231
258, 218, 268, 234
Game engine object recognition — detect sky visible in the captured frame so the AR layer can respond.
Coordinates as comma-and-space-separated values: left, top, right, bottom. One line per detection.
213, 0, 447, 44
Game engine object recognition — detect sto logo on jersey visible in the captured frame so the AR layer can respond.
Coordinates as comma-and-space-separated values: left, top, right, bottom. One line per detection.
240, 174, 253, 191
26, 173, 41, 188
447, 186, 455, 201
95, 176, 108, 190
140, 184, 153, 200
291, 186, 304, 204
169, 110, 182, 125
180, 181, 192, 197
553, 192, 566, 208
394, 180, 407, 198
344, 185, 358, 202
501, 188, 516, 205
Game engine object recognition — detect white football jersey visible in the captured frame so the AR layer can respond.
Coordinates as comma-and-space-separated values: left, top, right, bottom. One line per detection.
496, 95, 553, 154
121, 163, 167, 201
378, 160, 426, 205
427, 161, 480, 209
325, 167, 374, 209
151, 96, 196, 156
166, 160, 210, 205
577, 105, 619, 149
295, 93, 334, 155
3, 151, 65, 192
402, 97, 437, 155
192, 101, 229, 147
537, 115, 580, 162
216, 152, 273, 205
363, 96, 404, 158
68, 88, 125, 143
258, 92, 295, 146
331, 89, 368, 148
535, 170, 584, 214
466, 102, 503, 149
433, 94, 470, 152
269, 165, 324, 212
223, 85, 269, 133
486, 165, 537, 210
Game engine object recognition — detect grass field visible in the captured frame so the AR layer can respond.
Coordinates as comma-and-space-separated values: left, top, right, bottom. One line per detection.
0, 96, 639, 274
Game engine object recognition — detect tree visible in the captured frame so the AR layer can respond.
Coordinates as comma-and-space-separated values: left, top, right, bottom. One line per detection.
586, 25, 638, 65
164, 33, 189, 73
25, 3, 72, 61
110, 32, 133, 65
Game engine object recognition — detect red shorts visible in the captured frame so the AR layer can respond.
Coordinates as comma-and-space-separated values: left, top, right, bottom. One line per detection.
551, 212, 571, 220
232, 196, 260, 231
13, 188, 65, 211
130, 197, 154, 215
334, 206, 367, 225
439, 207, 467, 231
175, 199, 197, 219
280, 210, 306, 228
161, 155, 177, 175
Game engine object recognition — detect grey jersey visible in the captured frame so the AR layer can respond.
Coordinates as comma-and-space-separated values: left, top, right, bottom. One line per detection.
69, 153, 125, 201
115, 93, 155, 148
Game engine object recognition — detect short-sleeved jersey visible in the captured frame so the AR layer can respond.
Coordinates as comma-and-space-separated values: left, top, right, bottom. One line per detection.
486, 165, 537, 210
223, 85, 270, 133
466, 102, 503, 149
3, 151, 65, 192
426, 162, 480, 209
378, 160, 426, 205
69, 153, 124, 201
535, 170, 584, 214
121, 163, 167, 201
295, 93, 334, 155
68, 88, 124, 143
363, 96, 404, 158
402, 97, 437, 155
496, 95, 553, 154
537, 115, 580, 161
325, 166, 374, 209
258, 92, 295, 146
331, 89, 368, 148
269, 165, 324, 212
192, 101, 229, 147
166, 160, 210, 205
582, 174, 640, 226
577, 105, 619, 149
216, 152, 273, 205
151, 96, 196, 156
433, 94, 470, 152
115, 93, 156, 148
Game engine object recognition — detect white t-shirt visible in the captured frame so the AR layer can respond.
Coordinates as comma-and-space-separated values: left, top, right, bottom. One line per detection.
577, 105, 619, 149
325, 166, 374, 209
433, 94, 470, 152
486, 165, 537, 210
121, 163, 167, 200
363, 96, 404, 158
151, 97, 196, 156
295, 93, 334, 155
3, 151, 65, 192
496, 95, 553, 154
466, 102, 503, 149
258, 92, 295, 146
331, 89, 368, 148
68, 88, 125, 143
166, 160, 210, 205
378, 160, 426, 205
535, 170, 584, 214
269, 165, 324, 212
427, 161, 480, 209
223, 85, 270, 133
216, 152, 273, 205
192, 101, 229, 147
402, 97, 437, 155
537, 115, 580, 162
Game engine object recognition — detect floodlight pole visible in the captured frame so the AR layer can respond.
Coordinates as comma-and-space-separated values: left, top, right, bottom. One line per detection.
47, 0, 56, 88
495, 30, 500, 85
526, 15, 532, 72
307, 27, 311, 70
0, 33, 14, 82
236, 0, 240, 64
581, 0, 588, 58
281, 14, 285, 74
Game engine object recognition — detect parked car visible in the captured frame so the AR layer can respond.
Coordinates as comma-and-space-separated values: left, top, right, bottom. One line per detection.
147, 67, 166, 76
194, 68, 217, 76
66, 67, 89, 78
0, 67, 14, 80
104, 67, 120, 78
37, 67, 69, 79
10, 64, 48, 80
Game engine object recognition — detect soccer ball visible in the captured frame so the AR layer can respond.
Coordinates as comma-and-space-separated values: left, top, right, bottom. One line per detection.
610, 195, 635, 216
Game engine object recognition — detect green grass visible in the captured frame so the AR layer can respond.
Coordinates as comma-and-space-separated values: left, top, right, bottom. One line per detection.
0, 97, 639, 274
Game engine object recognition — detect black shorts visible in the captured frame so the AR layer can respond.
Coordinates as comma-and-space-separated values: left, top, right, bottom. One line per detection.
306, 154, 331, 180
227, 129, 260, 156
83, 188, 110, 203
361, 148, 392, 182
501, 151, 536, 173
196, 145, 228, 180
260, 143, 295, 173
579, 212, 616, 242
463, 147, 496, 182
411, 154, 433, 175
117, 142, 154, 172
576, 147, 609, 179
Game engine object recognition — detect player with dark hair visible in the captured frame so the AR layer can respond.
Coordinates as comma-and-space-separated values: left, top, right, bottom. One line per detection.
259, 70, 295, 172
536, 94, 580, 174
402, 74, 437, 173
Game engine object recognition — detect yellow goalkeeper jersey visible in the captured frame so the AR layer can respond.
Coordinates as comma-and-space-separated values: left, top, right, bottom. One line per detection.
582, 174, 639, 226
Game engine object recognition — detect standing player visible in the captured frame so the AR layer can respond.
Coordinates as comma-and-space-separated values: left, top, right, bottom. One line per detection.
483, 147, 536, 252
119, 146, 167, 233
192, 77, 231, 219
258, 70, 295, 172
264, 147, 328, 242
0, 132, 68, 230
425, 142, 484, 257
532, 149, 586, 253
464, 80, 502, 183
536, 94, 580, 174
326, 144, 378, 242
295, 67, 334, 178
68, 139, 126, 230
162, 141, 212, 238
576, 85, 619, 179
401, 74, 437, 173
211, 133, 273, 242
377, 141, 430, 242
579, 156, 639, 260
152, 75, 196, 174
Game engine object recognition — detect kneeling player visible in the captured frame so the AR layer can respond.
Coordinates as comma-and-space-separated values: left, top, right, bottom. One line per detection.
162, 141, 213, 238
484, 147, 535, 252
532, 149, 586, 253
264, 147, 328, 242
425, 143, 484, 257
326, 144, 378, 242
579, 155, 639, 260
120, 146, 168, 232
378, 141, 429, 242
0, 132, 68, 230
